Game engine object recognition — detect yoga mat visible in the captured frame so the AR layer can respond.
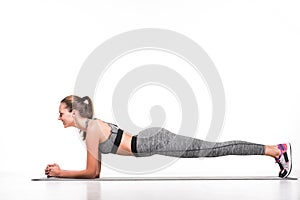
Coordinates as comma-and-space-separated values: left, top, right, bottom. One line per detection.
32, 176, 298, 181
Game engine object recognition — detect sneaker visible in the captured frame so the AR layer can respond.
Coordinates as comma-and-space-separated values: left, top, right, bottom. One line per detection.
275, 143, 292, 178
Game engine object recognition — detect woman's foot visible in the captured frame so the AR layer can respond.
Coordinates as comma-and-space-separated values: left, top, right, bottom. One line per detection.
275, 143, 292, 178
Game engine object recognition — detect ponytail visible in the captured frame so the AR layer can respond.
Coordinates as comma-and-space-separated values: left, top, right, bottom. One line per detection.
81, 96, 94, 119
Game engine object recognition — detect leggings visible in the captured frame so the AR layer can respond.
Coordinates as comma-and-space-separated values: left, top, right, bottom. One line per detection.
132, 127, 265, 158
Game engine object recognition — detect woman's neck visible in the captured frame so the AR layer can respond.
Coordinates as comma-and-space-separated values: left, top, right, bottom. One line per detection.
74, 117, 89, 131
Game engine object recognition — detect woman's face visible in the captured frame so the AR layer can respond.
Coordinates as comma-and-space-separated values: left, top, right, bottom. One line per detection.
58, 103, 74, 128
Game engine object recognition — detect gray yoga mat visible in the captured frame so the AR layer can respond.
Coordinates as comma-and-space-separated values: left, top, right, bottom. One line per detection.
32, 176, 298, 181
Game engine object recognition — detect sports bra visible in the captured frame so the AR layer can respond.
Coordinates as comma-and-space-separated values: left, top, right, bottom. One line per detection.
85, 119, 124, 154
98, 121, 124, 154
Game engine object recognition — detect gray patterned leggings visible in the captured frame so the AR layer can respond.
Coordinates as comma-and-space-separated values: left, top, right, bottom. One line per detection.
133, 127, 265, 158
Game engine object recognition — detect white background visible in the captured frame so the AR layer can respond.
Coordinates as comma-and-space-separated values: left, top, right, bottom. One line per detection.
0, 0, 299, 178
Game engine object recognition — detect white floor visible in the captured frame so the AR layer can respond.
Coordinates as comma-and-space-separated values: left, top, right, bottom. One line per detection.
1, 172, 299, 200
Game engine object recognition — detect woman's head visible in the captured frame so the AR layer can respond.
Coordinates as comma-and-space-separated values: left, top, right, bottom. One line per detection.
58, 95, 94, 128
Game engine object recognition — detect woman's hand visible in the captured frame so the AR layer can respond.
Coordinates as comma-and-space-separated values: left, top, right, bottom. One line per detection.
45, 163, 61, 177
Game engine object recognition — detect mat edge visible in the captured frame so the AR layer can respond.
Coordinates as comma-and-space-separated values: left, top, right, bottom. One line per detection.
31, 176, 298, 181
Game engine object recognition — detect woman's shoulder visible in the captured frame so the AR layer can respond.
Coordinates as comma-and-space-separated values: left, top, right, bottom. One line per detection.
88, 118, 114, 133
85, 118, 101, 131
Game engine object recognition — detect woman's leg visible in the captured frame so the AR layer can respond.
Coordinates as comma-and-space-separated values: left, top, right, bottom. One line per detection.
134, 127, 292, 178
135, 127, 267, 158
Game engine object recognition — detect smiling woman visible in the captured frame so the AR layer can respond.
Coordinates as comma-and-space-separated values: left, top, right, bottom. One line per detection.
45, 95, 293, 179
58, 96, 93, 140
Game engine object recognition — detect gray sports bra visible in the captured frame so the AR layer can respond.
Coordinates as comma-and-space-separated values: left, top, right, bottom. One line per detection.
98, 121, 124, 154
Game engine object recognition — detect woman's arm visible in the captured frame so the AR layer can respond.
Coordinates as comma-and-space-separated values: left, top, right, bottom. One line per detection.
57, 150, 99, 179
46, 121, 101, 179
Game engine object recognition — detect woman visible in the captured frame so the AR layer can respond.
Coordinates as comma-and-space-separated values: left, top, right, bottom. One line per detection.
45, 95, 292, 179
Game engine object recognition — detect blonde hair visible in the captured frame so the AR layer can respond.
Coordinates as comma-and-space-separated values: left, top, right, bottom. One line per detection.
61, 95, 94, 119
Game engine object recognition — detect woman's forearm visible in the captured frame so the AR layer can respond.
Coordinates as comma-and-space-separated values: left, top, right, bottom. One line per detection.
59, 169, 97, 179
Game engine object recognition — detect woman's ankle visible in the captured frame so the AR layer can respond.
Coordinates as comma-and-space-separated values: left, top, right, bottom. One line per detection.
265, 145, 281, 158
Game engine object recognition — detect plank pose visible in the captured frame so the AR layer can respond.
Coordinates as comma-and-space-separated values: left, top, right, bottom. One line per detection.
45, 95, 292, 178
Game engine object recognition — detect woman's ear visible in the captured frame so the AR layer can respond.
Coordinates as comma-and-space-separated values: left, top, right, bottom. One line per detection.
72, 110, 77, 127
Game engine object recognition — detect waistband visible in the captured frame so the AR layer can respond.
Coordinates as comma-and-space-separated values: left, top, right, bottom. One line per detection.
131, 135, 139, 157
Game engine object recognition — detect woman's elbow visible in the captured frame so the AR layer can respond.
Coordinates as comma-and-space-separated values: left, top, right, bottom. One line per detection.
87, 174, 98, 179
95, 171, 101, 178
85, 170, 99, 179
